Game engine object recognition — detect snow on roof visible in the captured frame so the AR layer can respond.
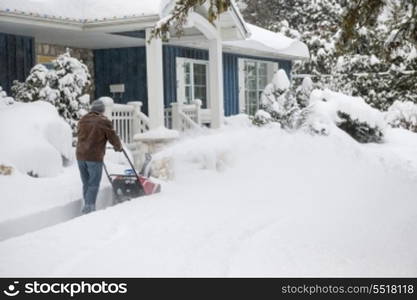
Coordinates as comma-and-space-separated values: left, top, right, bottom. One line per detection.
0, 0, 174, 22
224, 24, 310, 60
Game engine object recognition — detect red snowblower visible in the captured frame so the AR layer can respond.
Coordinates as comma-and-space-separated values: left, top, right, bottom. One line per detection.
104, 148, 161, 203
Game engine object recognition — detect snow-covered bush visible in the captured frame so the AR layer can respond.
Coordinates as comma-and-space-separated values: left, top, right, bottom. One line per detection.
301, 89, 385, 143
12, 51, 91, 132
0, 100, 73, 177
337, 111, 384, 143
0, 86, 15, 108
0, 164, 13, 176
295, 77, 314, 108
253, 70, 300, 129
385, 100, 417, 132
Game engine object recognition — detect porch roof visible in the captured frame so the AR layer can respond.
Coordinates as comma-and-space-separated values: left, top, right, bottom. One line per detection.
224, 24, 310, 61
0, 0, 172, 23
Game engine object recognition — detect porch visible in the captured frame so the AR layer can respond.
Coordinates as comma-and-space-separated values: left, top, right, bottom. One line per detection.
102, 97, 208, 150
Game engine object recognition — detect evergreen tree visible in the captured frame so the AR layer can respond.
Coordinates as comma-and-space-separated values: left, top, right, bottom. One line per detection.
12, 51, 91, 131
49, 52, 91, 130
241, 0, 342, 78
151, 0, 232, 40
337, 0, 417, 54
386, 100, 417, 132
253, 70, 300, 129
240, 0, 416, 110
334, 0, 417, 110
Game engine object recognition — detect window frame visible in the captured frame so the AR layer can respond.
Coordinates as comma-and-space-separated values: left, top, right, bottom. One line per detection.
238, 58, 279, 115
176, 57, 210, 108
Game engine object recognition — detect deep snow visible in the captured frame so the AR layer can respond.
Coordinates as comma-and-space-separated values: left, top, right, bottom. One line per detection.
0, 101, 73, 177
1, 119, 417, 277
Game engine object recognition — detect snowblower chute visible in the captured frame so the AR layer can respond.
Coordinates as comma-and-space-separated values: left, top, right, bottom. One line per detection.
104, 149, 161, 203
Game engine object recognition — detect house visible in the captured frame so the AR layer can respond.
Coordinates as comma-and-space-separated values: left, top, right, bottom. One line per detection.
0, 0, 309, 144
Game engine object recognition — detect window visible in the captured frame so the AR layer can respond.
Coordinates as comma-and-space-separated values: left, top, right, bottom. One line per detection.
37, 55, 56, 70
238, 59, 278, 116
177, 58, 209, 108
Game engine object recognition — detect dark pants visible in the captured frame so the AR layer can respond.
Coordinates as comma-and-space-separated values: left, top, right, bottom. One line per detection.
77, 160, 103, 214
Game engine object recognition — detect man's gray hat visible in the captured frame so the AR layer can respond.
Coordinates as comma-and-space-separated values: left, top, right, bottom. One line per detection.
90, 99, 105, 113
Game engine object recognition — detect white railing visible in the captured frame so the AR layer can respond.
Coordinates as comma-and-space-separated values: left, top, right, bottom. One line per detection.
165, 100, 203, 131
164, 107, 173, 129
104, 100, 149, 148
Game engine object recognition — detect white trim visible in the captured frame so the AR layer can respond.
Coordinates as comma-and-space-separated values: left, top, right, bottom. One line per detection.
238, 58, 245, 113
188, 12, 218, 40
0, 12, 160, 32
145, 28, 165, 129
176, 57, 210, 107
228, 1, 250, 39
223, 45, 306, 61
238, 58, 279, 115
208, 24, 224, 129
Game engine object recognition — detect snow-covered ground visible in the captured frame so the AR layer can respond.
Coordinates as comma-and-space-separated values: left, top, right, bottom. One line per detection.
1, 117, 417, 277
0, 100, 128, 224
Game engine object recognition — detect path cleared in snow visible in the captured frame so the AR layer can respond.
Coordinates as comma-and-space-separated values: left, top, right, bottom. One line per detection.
0, 149, 130, 241
0, 187, 114, 242
1, 125, 417, 277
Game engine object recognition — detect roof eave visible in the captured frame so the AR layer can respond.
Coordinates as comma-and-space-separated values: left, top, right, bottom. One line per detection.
229, 1, 250, 39
0, 12, 161, 32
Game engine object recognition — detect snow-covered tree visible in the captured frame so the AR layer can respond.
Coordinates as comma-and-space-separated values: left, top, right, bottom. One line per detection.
241, 0, 342, 78
49, 52, 91, 129
240, 0, 417, 110
151, 0, 232, 40
336, 111, 384, 143
295, 77, 314, 108
11, 64, 56, 103
12, 51, 91, 131
253, 70, 300, 129
300, 89, 385, 143
337, 0, 417, 54
333, 0, 417, 110
386, 100, 417, 132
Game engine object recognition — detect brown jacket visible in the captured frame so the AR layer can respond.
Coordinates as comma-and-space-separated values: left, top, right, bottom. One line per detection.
76, 112, 122, 162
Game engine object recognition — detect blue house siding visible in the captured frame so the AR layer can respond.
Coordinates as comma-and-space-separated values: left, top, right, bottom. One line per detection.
223, 53, 240, 116
222, 52, 293, 116
162, 45, 292, 115
94, 47, 148, 112
94, 44, 293, 118
0, 32, 35, 95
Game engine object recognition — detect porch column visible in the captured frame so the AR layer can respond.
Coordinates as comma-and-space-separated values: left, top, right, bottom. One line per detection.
145, 28, 165, 129
208, 25, 224, 129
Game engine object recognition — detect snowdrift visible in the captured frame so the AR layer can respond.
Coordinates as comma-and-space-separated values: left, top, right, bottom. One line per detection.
0, 101, 73, 177
1, 120, 417, 276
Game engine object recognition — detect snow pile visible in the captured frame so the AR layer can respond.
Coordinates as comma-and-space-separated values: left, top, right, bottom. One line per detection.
385, 100, 417, 132
273, 69, 291, 90
303, 89, 386, 142
224, 23, 310, 60
309, 89, 385, 129
0, 0, 175, 21
134, 126, 180, 141
0, 86, 15, 108
0, 101, 73, 177
1, 124, 417, 276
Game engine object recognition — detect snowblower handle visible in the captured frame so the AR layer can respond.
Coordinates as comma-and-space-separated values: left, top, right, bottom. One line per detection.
121, 148, 141, 180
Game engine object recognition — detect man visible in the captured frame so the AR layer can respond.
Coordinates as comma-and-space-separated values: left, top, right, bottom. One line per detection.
76, 99, 122, 214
